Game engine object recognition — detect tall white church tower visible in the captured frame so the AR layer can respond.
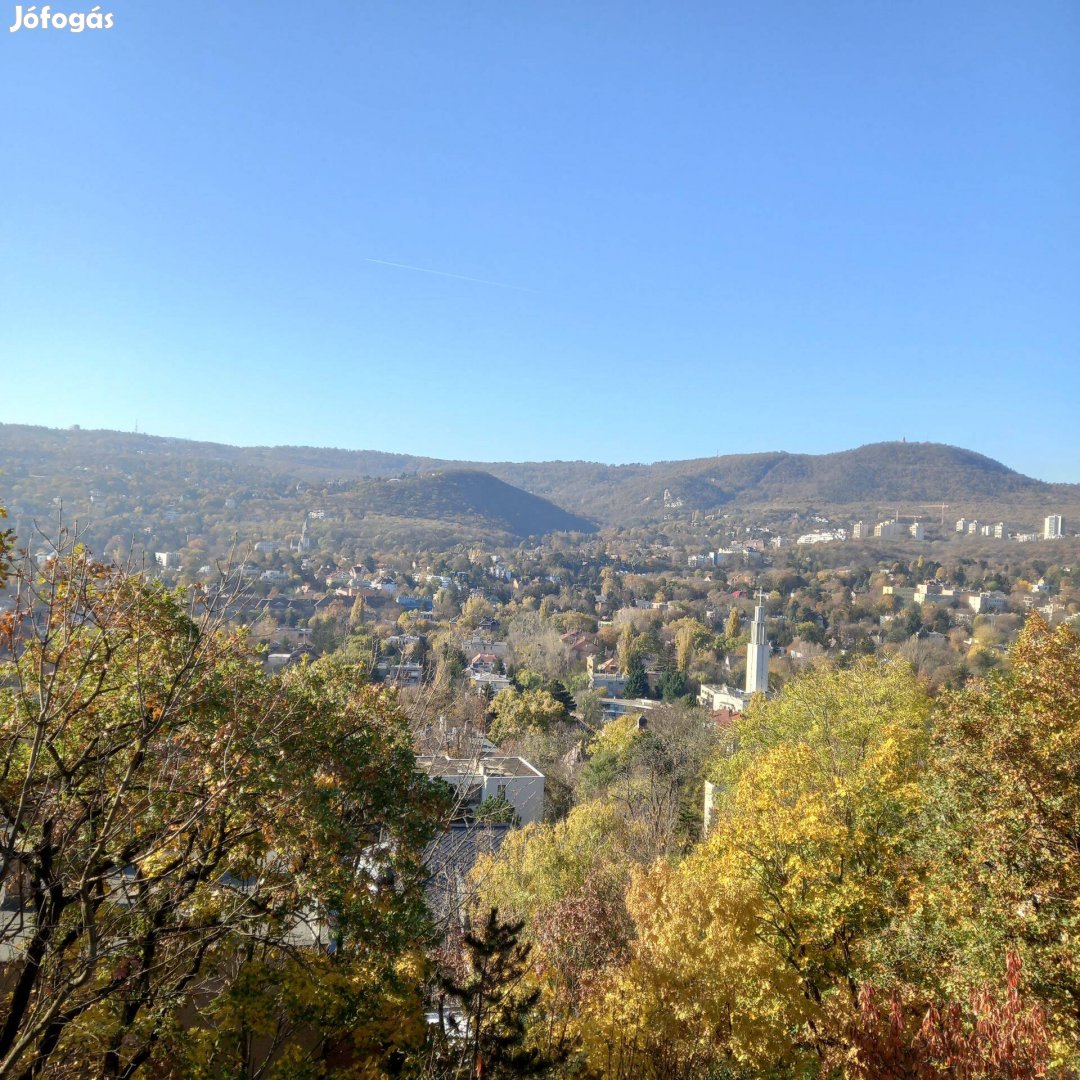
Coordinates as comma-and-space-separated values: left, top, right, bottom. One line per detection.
745, 592, 769, 696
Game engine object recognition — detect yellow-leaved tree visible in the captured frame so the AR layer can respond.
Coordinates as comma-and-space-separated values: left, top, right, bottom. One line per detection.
893, 614, 1080, 1070
580, 658, 932, 1077
471, 799, 635, 1067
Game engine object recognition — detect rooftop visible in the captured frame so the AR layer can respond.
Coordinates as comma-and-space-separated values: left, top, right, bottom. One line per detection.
418, 755, 544, 780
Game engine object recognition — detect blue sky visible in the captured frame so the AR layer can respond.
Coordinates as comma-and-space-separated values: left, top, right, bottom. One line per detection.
1, 1, 1077, 479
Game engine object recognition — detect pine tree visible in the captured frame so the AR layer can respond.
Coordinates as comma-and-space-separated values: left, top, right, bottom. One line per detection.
658, 668, 689, 701
623, 657, 649, 699
546, 678, 575, 715
437, 908, 560, 1077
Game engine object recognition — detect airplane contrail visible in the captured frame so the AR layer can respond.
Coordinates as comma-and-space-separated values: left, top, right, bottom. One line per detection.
358, 256, 537, 293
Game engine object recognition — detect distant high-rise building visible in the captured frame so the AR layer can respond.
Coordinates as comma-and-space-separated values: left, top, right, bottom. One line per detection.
955, 518, 968, 533
875, 520, 905, 539
1044, 514, 1064, 540
852, 521, 868, 539
745, 595, 770, 696
909, 522, 925, 540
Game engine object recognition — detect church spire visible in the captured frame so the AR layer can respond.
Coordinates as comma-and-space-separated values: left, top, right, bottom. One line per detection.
745, 592, 769, 696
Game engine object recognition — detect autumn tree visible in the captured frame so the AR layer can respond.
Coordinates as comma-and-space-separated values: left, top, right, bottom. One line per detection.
579, 708, 718, 861
580, 659, 933, 1076
901, 615, 1080, 1068
616, 623, 636, 676
348, 592, 366, 629
0, 543, 444, 1078
670, 617, 711, 674
850, 952, 1054, 1079
505, 612, 569, 681
460, 594, 494, 630
472, 802, 635, 1064
487, 688, 566, 746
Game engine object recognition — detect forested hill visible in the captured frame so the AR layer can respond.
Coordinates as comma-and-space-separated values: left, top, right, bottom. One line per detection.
0, 427, 595, 553
0, 426, 1075, 542
349, 470, 595, 537
452, 441, 1071, 524
584, 442, 1069, 525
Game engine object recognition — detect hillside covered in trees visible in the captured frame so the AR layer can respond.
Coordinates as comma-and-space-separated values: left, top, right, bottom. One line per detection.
0, 426, 595, 554
0, 425, 1076, 548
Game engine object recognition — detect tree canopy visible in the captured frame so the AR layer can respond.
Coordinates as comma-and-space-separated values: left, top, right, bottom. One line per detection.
0, 544, 445, 1077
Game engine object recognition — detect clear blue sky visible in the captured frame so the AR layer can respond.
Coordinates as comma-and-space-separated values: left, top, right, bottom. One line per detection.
2, 1, 1077, 479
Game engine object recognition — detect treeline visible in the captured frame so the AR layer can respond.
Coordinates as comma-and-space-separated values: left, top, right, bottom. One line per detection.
3, 424, 1077, 538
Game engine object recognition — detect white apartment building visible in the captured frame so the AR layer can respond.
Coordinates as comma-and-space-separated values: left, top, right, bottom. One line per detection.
874, 520, 905, 539
1044, 515, 1064, 540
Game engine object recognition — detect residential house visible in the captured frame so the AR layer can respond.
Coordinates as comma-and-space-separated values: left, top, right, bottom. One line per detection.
418, 755, 545, 827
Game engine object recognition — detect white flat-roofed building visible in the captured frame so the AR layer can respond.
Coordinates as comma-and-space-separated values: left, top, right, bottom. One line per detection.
914, 582, 953, 605
968, 591, 1009, 614
1045, 515, 1064, 539
418, 755, 545, 827
470, 671, 512, 695
598, 697, 659, 721
698, 683, 747, 712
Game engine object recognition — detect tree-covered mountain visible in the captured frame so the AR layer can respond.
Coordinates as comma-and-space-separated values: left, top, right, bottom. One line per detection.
348, 470, 595, 537
0, 425, 1075, 548
0, 425, 597, 553
584, 442, 1067, 524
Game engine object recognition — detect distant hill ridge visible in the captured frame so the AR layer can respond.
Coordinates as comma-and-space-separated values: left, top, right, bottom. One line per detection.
349, 470, 595, 536
0, 425, 1075, 537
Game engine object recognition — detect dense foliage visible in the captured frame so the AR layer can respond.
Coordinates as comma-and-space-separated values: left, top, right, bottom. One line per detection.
0, 540, 445, 1078
467, 619, 1080, 1078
